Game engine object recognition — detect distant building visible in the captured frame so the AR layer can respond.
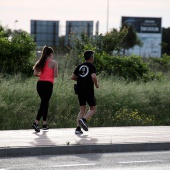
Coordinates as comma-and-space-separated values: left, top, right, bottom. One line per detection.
122, 16, 162, 57
65, 21, 93, 46
30, 20, 59, 48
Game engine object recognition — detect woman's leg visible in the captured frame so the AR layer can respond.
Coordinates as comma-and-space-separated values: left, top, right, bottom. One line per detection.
36, 81, 53, 123
35, 81, 44, 122
42, 82, 53, 123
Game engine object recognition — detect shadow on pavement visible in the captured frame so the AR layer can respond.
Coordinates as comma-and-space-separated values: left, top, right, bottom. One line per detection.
75, 135, 98, 145
30, 130, 55, 147
74, 134, 102, 160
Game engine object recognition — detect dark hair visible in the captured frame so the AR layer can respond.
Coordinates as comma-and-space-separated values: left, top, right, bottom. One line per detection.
84, 50, 95, 60
33, 46, 54, 71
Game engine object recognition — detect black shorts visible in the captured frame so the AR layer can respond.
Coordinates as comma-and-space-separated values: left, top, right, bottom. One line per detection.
78, 93, 96, 106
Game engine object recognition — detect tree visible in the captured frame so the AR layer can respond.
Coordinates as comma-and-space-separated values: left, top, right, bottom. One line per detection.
68, 27, 128, 59
0, 25, 36, 75
0, 25, 13, 37
65, 28, 128, 73
120, 24, 142, 56
57, 35, 69, 55
162, 27, 170, 55
102, 28, 128, 55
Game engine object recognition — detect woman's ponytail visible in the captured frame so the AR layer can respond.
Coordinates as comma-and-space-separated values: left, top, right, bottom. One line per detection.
33, 46, 54, 71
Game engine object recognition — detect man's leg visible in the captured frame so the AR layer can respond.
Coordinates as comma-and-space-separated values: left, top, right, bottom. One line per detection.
77, 106, 86, 127
78, 95, 97, 131
83, 106, 97, 120
78, 106, 96, 132
75, 106, 86, 134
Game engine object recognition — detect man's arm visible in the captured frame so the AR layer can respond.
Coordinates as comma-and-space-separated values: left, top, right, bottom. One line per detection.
91, 73, 99, 88
71, 73, 77, 81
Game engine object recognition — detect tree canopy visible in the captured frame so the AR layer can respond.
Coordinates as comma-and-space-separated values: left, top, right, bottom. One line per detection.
162, 27, 170, 55
120, 24, 142, 55
0, 25, 36, 75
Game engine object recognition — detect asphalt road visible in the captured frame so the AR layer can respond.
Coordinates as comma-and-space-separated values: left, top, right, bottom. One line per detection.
0, 151, 170, 170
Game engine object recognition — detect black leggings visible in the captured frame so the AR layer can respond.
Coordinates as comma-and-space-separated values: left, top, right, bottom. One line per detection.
36, 81, 53, 121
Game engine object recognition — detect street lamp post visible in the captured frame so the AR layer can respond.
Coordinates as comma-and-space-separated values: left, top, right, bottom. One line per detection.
14, 20, 18, 30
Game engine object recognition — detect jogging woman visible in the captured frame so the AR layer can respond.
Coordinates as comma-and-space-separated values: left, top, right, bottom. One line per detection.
32, 46, 58, 132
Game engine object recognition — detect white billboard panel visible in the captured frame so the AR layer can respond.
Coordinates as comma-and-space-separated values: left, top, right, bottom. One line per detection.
122, 17, 162, 57
128, 33, 162, 57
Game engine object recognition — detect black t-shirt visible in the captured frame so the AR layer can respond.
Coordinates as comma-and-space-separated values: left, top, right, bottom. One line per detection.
74, 62, 96, 94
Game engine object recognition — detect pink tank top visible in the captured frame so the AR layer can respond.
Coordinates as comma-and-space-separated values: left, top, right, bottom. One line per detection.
39, 59, 54, 84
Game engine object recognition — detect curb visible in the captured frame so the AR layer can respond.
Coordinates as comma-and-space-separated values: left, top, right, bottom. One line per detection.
1, 142, 170, 157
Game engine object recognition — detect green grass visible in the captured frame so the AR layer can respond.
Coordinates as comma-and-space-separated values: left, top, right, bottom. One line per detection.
1, 73, 170, 130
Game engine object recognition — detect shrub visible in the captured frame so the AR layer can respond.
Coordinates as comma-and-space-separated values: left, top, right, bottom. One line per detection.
148, 54, 170, 72
113, 109, 155, 126
94, 54, 162, 81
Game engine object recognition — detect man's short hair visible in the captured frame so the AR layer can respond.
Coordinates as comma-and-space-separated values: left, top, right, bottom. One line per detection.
84, 50, 95, 60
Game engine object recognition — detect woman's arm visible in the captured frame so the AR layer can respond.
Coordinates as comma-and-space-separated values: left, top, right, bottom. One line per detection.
33, 68, 40, 77
54, 61, 58, 78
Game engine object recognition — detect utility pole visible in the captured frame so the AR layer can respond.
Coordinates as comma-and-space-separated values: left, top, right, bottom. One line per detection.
107, 0, 109, 32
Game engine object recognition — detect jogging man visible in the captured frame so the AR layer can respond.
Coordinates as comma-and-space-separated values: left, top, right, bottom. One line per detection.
71, 50, 99, 134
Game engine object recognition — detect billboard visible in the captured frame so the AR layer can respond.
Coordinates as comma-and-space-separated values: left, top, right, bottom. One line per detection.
122, 17, 162, 57
65, 21, 93, 46
31, 20, 59, 48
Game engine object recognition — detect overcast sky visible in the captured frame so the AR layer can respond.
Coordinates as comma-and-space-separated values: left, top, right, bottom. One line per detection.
0, 0, 170, 35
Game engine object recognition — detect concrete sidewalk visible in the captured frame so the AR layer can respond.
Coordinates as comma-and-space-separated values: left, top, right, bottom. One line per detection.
0, 126, 170, 157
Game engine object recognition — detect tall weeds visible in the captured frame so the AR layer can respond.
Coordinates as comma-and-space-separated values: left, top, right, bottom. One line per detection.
1, 73, 170, 130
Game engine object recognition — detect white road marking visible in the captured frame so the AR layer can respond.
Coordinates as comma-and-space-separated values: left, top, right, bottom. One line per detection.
51, 163, 96, 167
0, 163, 96, 169
119, 160, 163, 164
